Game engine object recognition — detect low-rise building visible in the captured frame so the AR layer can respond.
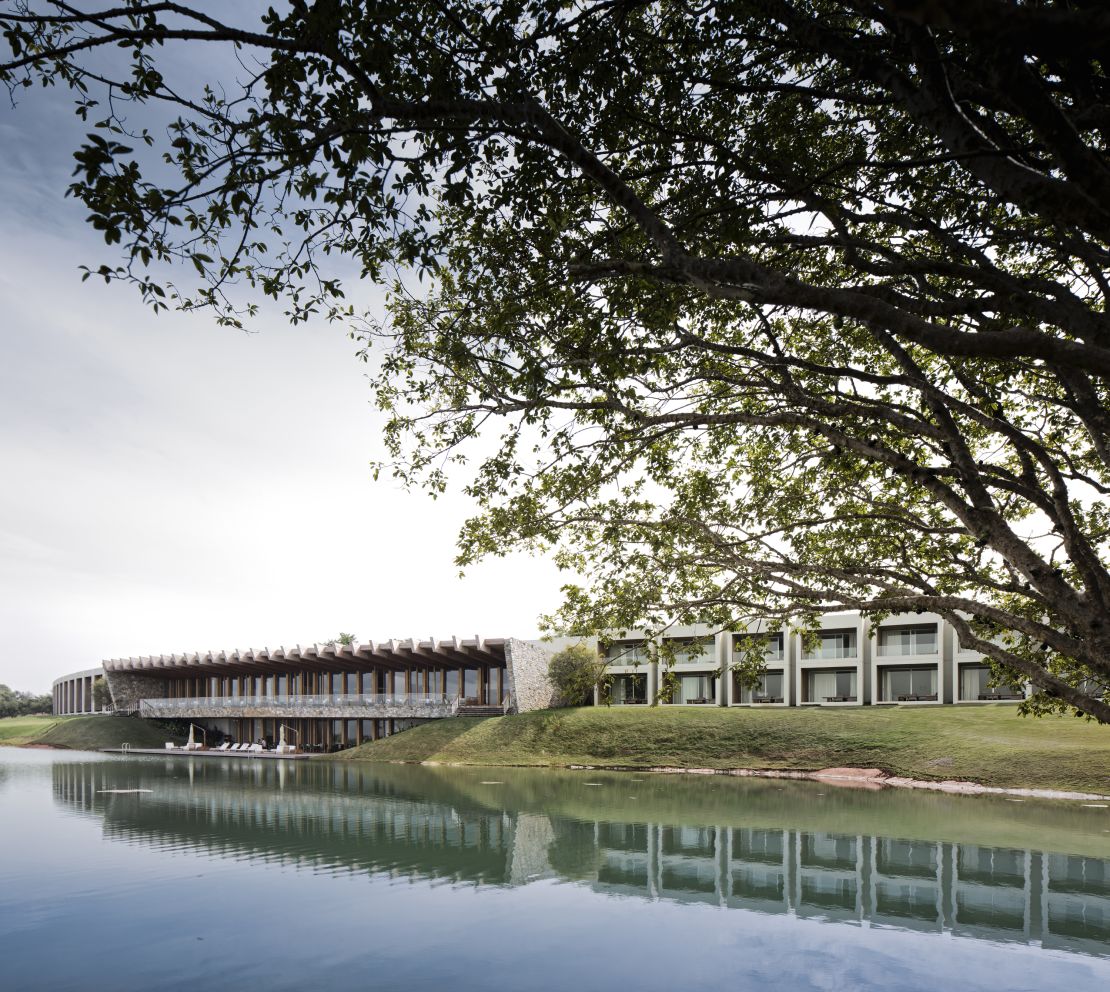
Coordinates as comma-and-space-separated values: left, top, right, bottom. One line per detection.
50, 612, 1027, 747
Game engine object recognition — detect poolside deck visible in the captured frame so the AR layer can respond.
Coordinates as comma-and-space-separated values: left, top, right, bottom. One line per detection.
102, 747, 312, 760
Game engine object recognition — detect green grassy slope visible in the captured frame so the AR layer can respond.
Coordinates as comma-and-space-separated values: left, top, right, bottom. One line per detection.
340, 705, 1110, 794
0, 715, 186, 750
0, 714, 63, 745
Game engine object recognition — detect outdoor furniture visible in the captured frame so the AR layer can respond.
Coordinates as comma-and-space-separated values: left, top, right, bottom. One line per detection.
753, 696, 784, 704
215, 742, 232, 751
164, 742, 176, 749
978, 691, 1024, 700
823, 695, 857, 702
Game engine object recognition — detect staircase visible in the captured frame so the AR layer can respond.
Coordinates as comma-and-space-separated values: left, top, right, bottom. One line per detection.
456, 696, 509, 717
457, 704, 504, 717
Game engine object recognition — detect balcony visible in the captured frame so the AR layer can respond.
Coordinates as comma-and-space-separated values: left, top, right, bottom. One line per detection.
139, 693, 461, 720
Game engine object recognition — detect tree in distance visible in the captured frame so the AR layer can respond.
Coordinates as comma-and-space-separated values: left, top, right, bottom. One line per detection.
3, 1, 1110, 719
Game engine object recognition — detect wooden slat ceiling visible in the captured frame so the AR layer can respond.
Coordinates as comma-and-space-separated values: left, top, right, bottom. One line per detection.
103, 636, 508, 678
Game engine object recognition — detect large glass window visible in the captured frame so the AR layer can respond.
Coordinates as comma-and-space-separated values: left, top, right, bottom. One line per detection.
741, 670, 785, 703
734, 632, 784, 662
806, 669, 857, 702
666, 637, 714, 665
881, 666, 938, 700
960, 665, 1024, 700
673, 674, 716, 704
606, 641, 648, 665
610, 673, 647, 704
803, 630, 857, 659
878, 624, 938, 656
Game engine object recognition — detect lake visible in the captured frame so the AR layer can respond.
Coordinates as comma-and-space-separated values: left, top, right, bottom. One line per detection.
0, 748, 1107, 990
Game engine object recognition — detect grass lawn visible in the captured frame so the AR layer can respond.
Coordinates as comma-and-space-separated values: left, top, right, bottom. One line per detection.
339, 704, 1110, 794
0, 714, 64, 745
0, 715, 186, 750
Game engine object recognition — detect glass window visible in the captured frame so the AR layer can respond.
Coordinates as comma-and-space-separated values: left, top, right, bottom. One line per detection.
734, 633, 784, 662
611, 673, 647, 704
666, 637, 713, 665
741, 671, 784, 703
960, 665, 1024, 700
674, 674, 715, 703
803, 630, 857, 659
807, 669, 857, 702
878, 624, 938, 656
882, 667, 937, 700
606, 641, 647, 665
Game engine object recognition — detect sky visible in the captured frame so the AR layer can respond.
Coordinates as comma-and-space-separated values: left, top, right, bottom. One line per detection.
0, 45, 566, 693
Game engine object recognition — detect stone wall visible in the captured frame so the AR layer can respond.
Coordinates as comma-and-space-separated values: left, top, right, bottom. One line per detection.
508, 812, 556, 885
104, 670, 167, 711
504, 638, 562, 712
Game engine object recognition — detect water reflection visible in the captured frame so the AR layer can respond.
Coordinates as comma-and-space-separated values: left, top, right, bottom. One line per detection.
51, 758, 1110, 959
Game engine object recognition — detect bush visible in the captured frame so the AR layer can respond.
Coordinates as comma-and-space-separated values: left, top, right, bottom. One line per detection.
548, 644, 608, 706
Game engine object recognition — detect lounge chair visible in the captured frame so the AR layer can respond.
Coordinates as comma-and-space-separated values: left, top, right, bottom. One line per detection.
247, 743, 264, 753
164, 742, 177, 750
215, 742, 232, 751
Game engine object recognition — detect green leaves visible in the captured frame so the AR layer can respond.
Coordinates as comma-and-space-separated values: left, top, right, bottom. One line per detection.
4, 0, 1110, 719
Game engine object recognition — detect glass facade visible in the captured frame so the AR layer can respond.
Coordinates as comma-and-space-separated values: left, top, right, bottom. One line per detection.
672, 674, 716, 704
606, 641, 648, 665
740, 670, 785, 703
960, 664, 1024, 700
733, 632, 784, 662
805, 669, 857, 702
878, 624, 938, 656
610, 673, 647, 704
803, 629, 857, 659
881, 666, 938, 700
665, 637, 714, 665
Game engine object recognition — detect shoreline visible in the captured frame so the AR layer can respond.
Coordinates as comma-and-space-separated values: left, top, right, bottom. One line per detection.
407, 758, 1110, 803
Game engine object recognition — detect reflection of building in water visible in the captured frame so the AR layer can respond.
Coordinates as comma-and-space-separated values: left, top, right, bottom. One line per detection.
52, 762, 1108, 958
590, 823, 1109, 956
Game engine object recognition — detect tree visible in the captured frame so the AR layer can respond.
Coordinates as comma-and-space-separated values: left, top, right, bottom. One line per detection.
547, 644, 609, 706
92, 676, 112, 709
3, 1, 1110, 720
0, 684, 52, 717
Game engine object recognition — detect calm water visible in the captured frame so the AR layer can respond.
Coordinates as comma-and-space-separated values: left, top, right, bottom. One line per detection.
0, 749, 1107, 991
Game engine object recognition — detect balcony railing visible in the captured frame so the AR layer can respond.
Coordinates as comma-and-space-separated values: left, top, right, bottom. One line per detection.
141, 693, 460, 713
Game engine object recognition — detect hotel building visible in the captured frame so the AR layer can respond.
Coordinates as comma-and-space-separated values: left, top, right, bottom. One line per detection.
51, 611, 1024, 748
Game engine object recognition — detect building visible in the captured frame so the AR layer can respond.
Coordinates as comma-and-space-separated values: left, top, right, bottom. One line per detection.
559, 610, 1025, 708
52, 635, 556, 750
50, 612, 1025, 747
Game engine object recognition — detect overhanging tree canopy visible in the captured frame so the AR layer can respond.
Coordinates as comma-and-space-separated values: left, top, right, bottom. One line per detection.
3, 0, 1109, 719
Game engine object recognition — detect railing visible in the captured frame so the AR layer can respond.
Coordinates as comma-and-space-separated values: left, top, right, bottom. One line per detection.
141, 693, 459, 713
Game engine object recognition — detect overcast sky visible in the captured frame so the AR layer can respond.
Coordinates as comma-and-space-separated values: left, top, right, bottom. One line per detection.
0, 55, 565, 694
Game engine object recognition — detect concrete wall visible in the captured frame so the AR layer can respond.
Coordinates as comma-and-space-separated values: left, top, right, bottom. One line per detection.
52, 666, 107, 715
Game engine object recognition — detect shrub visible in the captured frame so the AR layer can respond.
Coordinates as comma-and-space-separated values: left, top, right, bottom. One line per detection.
548, 644, 608, 707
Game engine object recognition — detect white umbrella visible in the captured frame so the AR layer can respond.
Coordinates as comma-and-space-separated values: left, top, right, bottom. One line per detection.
187, 724, 195, 748
278, 725, 286, 748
